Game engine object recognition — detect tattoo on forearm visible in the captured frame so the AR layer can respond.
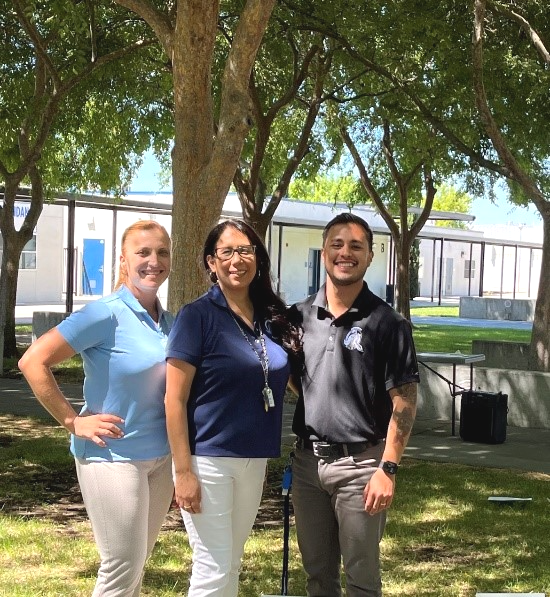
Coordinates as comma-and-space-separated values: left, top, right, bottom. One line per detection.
393, 406, 415, 446
392, 383, 417, 447
399, 382, 418, 406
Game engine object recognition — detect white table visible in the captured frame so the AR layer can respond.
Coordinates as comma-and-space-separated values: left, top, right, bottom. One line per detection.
417, 352, 486, 436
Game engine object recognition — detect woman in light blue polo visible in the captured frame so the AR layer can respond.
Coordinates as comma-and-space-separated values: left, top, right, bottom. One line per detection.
19, 220, 174, 596
165, 219, 301, 596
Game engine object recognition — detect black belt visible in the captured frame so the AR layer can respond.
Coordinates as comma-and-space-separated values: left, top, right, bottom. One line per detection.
299, 438, 377, 458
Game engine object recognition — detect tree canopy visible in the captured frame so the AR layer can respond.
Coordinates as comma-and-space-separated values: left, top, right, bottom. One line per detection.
0, 0, 172, 361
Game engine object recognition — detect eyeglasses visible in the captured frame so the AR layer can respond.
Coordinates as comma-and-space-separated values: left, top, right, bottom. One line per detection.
214, 245, 256, 261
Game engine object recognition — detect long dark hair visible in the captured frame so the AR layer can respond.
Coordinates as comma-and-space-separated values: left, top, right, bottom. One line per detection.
203, 219, 301, 355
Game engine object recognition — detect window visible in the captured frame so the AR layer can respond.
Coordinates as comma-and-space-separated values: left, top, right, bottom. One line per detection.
20, 235, 37, 269
464, 259, 475, 279
0, 234, 37, 270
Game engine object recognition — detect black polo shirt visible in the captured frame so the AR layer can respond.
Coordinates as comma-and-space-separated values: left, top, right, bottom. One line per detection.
290, 283, 420, 443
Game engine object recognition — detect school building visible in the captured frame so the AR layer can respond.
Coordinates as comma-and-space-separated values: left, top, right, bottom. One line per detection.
3, 190, 543, 310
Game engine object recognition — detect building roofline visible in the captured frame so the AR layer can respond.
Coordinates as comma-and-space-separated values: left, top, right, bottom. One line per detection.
5, 188, 542, 249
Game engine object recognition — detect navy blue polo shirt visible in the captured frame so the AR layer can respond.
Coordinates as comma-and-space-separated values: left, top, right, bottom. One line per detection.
290, 283, 419, 443
166, 285, 289, 458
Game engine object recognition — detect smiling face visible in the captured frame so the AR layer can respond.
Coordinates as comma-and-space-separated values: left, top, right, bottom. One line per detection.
322, 222, 373, 289
119, 227, 171, 297
206, 226, 257, 296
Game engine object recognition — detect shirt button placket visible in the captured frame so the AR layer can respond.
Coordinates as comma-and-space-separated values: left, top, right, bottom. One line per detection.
327, 323, 336, 353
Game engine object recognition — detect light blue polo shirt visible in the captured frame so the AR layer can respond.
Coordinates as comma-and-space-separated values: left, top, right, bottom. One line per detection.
57, 285, 173, 462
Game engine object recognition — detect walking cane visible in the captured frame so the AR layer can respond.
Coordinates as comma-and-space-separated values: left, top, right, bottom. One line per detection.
261, 453, 304, 597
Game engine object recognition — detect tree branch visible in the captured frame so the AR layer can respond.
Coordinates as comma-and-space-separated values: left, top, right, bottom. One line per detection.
13, 0, 62, 90
208, 0, 276, 201
266, 49, 331, 220
488, 0, 550, 65
86, 0, 97, 62
340, 124, 400, 238
410, 165, 436, 239
266, 41, 321, 121
473, 0, 546, 211
14, 37, 155, 180
115, 0, 174, 56
294, 22, 513, 179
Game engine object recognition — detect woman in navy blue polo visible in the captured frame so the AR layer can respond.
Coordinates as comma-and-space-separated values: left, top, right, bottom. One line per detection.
165, 219, 300, 596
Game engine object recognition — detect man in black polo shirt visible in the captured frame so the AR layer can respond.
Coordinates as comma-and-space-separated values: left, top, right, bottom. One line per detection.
290, 213, 419, 597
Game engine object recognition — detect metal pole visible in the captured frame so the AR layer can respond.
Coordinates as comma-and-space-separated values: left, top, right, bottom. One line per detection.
468, 243, 474, 296
430, 239, 436, 302
479, 242, 485, 297
111, 210, 117, 292
437, 238, 444, 306
513, 245, 518, 299
500, 246, 505, 298
277, 224, 283, 295
65, 200, 75, 313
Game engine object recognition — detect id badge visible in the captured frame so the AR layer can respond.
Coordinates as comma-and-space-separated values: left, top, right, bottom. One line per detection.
262, 386, 275, 410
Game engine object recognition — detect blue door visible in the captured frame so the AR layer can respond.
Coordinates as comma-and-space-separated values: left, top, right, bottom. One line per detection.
82, 239, 105, 295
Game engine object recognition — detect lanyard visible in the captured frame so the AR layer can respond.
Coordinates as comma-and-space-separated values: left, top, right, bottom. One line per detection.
230, 313, 275, 411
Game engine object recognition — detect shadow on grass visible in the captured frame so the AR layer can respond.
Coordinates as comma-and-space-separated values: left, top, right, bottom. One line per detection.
3, 415, 549, 596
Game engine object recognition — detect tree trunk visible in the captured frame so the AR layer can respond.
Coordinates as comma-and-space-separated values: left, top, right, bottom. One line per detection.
0, 173, 44, 363
473, 0, 550, 371
0, 194, 33, 362
528, 213, 550, 371
1, 239, 24, 359
394, 236, 412, 321
167, 0, 276, 312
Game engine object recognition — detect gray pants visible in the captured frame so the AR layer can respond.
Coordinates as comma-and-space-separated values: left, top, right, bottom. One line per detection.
292, 443, 386, 597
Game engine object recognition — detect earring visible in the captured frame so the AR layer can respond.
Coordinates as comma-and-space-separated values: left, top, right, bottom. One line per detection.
209, 271, 218, 284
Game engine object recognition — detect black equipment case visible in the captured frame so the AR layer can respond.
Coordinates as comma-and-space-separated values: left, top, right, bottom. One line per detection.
459, 391, 508, 444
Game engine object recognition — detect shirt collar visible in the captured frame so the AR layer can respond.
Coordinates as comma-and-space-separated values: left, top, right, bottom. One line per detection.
207, 283, 230, 309
312, 282, 372, 317
117, 284, 170, 325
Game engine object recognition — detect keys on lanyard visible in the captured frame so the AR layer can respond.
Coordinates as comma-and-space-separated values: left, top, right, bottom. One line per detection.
231, 312, 275, 412
263, 385, 275, 411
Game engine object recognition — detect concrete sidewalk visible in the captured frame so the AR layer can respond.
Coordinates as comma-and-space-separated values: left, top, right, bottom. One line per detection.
1, 377, 548, 475
405, 417, 550, 475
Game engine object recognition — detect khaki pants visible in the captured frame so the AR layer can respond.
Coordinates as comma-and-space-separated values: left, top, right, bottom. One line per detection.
292, 443, 386, 597
75, 455, 173, 597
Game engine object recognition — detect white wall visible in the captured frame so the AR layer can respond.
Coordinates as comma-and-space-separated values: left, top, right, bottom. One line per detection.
418, 238, 483, 298
16, 204, 64, 303
14, 204, 171, 305
13, 198, 542, 308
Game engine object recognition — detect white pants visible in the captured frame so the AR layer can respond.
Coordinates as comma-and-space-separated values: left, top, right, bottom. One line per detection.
181, 456, 268, 597
75, 455, 174, 597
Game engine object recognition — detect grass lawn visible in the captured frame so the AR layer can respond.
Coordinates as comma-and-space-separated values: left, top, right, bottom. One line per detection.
412, 324, 531, 354
0, 415, 548, 596
8, 314, 532, 383
410, 305, 460, 317
2, 317, 544, 595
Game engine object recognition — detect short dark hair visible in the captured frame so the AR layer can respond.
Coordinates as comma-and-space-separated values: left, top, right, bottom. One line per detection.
322, 213, 373, 249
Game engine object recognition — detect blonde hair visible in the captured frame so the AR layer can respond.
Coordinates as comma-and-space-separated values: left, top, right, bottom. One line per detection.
114, 220, 171, 290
